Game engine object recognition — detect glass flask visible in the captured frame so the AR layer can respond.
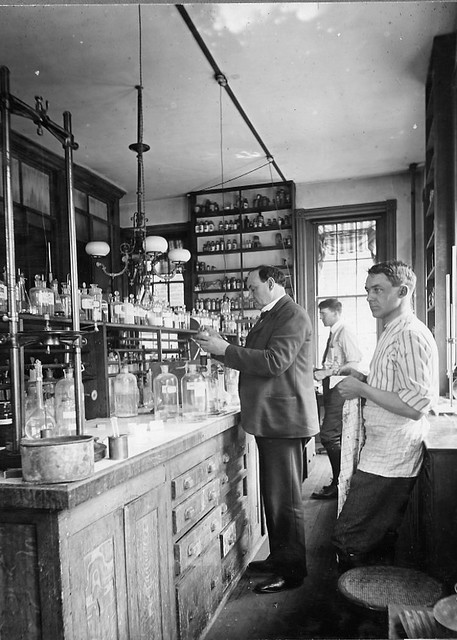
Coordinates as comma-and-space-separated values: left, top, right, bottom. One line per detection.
199, 355, 220, 415
153, 364, 179, 421
25, 360, 57, 438
113, 364, 139, 417
181, 363, 207, 421
54, 366, 80, 435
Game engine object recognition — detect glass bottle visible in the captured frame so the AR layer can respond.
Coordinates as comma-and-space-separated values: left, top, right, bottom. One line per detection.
123, 295, 135, 325
113, 364, 139, 417
142, 369, 154, 412
54, 366, 80, 435
25, 360, 57, 438
16, 269, 30, 313
29, 275, 54, 317
79, 283, 92, 321
181, 362, 207, 421
153, 364, 179, 421
60, 282, 72, 318
50, 280, 65, 316
200, 355, 220, 415
43, 368, 56, 420
89, 284, 103, 322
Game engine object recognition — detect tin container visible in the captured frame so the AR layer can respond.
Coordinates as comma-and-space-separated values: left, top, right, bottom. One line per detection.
21, 435, 94, 484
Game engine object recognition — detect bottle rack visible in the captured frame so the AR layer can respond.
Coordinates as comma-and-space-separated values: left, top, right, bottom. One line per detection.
189, 180, 295, 316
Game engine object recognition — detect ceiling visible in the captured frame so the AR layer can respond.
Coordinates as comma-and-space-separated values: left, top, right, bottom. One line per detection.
1, 1, 457, 222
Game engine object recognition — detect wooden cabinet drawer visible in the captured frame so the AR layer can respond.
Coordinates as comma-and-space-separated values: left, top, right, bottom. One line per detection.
176, 539, 222, 640
221, 514, 250, 591
174, 506, 222, 576
220, 477, 246, 528
172, 478, 220, 537
171, 455, 218, 502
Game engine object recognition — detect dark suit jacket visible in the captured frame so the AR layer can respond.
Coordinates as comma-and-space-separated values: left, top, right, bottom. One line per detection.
223, 295, 319, 439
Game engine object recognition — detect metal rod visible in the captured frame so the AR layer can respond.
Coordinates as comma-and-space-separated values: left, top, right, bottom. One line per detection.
63, 111, 84, 435
176, 4, 287, 183
0, 66, 23, 452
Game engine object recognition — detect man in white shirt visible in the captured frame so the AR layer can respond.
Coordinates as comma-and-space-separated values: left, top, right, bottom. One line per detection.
332, 260, 439, 570
313, 298, 363, 499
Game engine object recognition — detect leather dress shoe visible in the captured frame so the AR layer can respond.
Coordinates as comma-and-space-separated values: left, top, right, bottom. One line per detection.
311, 484, 338, 500
247, 559, 274, 573
253, 575, 303, 594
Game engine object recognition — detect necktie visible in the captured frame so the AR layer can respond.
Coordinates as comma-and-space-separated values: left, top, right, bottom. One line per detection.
322, 332, 332, 366
260, 310, 269, 320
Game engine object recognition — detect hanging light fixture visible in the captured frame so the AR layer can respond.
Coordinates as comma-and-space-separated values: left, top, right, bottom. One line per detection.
85, 5, 190, 289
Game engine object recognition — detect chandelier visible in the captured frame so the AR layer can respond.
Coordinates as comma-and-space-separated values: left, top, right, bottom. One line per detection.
85, 5, 190, 290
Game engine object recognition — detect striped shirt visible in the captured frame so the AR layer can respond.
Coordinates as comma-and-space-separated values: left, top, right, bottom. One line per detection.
358, 312, 439, 478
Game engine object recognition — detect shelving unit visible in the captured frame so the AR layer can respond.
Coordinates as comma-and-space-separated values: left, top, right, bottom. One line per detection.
189, 180, 295, 317
423, 34, 456, 394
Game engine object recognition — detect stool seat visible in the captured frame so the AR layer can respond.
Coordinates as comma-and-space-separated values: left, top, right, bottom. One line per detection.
338, 566, 446, 612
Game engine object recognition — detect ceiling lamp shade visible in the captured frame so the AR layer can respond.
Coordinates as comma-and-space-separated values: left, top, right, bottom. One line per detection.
144, 235, 168, 255
85, 241, 111, 258
168, 248, 191, 264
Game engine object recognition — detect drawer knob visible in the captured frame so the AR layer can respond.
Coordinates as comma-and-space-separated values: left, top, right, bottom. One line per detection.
183, 477, 194, 490
184, 506, 195, 520
221, 503, 228, 514
208, 490, 216, 502
210, 521, 218, 532
222, 453, 230, 463
221, 474, 229, 485
207, 462, 215, 473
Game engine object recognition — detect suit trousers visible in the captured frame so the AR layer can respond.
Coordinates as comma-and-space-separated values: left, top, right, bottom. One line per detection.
256, 436, 307, 581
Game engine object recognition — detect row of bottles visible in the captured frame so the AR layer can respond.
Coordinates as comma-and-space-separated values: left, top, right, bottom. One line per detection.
24, 361, 83, 438
112, 358, 239, 422
193, 188, 291, 215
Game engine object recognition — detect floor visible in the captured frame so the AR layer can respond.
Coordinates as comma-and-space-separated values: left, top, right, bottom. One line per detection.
203, 451, 388, 640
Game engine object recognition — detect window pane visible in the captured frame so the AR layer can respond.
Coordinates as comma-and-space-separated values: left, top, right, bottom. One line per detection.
316, 219, 377, 368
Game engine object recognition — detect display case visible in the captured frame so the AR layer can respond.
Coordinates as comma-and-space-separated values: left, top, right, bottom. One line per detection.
189, 180, 295, 317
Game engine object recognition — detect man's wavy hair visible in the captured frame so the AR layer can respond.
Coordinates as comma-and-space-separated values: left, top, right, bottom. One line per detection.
368, 260, 416, 293
252, 265, 286, 287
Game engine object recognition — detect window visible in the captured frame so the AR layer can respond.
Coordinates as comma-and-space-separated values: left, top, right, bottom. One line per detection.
294, 200, 396, 367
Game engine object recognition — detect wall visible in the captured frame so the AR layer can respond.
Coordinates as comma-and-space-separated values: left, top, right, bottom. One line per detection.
295, 171, 413, 263
120, 195, 188, 228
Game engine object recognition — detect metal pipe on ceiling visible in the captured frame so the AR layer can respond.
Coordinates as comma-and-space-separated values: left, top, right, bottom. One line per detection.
176, 4, 287, 184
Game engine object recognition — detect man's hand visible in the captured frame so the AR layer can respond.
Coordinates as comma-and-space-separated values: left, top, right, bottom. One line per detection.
314, 368, 331, 382
194, 328, 230, 356
338, 375, 366, 400
338, 365, 367, 381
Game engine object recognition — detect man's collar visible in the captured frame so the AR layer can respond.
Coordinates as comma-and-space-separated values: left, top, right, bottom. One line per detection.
261, 292, 286, 314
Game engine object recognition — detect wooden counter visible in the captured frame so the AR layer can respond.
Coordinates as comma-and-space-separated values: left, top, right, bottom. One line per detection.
0, 410, 264, 640
398, 413, 457, 590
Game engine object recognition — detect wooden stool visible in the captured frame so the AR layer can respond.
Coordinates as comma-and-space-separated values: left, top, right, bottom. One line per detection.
338, 566, 446, 612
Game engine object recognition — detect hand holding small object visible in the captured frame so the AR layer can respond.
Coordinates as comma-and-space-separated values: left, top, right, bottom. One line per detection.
194, 328, 229, 356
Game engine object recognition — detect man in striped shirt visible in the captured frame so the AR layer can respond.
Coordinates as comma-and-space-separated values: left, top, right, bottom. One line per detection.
332, 260, 439, 570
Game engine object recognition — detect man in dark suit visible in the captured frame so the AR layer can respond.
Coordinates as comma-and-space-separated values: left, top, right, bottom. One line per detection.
195, 265, 319, 594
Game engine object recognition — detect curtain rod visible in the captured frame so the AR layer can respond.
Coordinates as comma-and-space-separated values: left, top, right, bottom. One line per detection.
176, 4, 287, 184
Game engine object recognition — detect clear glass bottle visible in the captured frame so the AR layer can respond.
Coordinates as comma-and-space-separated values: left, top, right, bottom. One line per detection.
25, 360, 57, 438
200, 355, 220, 415
79, 283, 92, 320
29, 275, 54, 317
142, 369, 154, 412
43, 368, 56, 420
54, 366, 79, 435
181, 362, 207, 421
123, 295, 135, 325
153, 364, 179, 421
16, 269, 30, 313
113, 364, 139, 417
89, 284, 103, 322
60, 282, 72, 318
